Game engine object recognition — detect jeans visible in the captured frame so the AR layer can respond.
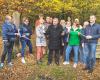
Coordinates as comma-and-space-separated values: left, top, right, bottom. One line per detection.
21, 39, 33, 57
79, 45, 84, 63
1, 41, 14, 63
65, 45, 79, 64
84, 43, 97, 69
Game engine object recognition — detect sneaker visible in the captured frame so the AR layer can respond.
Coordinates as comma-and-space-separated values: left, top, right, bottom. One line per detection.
0, 63, 4, 68
37, 60, 42, 65
73, 63, 77, 68
88, 69, 93, 73
63, 61, 69, 65
8, 62, 13, 67
47, 62, 52, 65
21, 58, 26, 64
55, 62, 59, 66
82, 67, 89, 70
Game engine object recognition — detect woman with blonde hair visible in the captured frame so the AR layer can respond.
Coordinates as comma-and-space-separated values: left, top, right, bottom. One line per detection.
35, 18, 46, 64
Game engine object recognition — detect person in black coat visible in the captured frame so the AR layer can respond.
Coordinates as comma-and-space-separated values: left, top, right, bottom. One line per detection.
45, 18, 64, 65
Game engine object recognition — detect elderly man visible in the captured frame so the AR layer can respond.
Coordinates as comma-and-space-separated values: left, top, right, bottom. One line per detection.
0, 15, 19, 68
46, 18, 63, 65
82, 15, 100, 73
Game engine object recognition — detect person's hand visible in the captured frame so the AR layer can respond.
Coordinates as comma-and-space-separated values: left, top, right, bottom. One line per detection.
22, 35, 26, 38
61, 32, 65, 36
82, 43, 84, 48
78, 32, 81, 35
86, 35, 92, 39
15, 33, 20, 36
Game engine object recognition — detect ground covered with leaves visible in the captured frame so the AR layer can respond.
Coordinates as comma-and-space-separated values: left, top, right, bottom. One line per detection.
0, 36, 100, 80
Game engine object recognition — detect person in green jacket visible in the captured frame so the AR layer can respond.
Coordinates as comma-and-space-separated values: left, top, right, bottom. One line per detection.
63, 22, 81, 68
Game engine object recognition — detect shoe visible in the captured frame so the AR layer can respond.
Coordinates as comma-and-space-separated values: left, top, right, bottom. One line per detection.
21, 58, 26, 64
55, 62, 59, 66
47, 62, 51, 65
88, 69, 93, 73
82, 67, 89, 70
73, 63, 77, 68
8, 62, 13, 67
63, 61, 69, 65
0, 63, 4, 69
37, 60, 42, 65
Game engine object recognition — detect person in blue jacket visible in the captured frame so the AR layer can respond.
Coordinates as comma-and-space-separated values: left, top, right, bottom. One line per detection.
0, 15, 19, 68
82, 15, 100, 73
20, 17, 33, 64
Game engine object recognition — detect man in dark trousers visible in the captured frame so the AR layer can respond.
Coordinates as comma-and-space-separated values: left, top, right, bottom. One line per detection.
0, 15, 19, 68
46, 18, 63, 65
82, 15, 100, 73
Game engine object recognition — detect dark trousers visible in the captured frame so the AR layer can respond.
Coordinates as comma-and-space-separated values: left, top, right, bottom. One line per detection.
21, 39, 33, 57
1, 41, 14, 63
48, 49, 60, 64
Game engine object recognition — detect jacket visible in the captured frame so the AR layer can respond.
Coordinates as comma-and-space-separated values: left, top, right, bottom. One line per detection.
46, 24, 63, 49
2, 21, 17, 41
82, 23, 100, 43
20, 24, 32, 40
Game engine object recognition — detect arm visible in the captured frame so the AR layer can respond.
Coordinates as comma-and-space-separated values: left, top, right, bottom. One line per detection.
2, 25, 8, 40
92, 26, 100, 39
6, 25, 17, 36
45, 25, 50, 35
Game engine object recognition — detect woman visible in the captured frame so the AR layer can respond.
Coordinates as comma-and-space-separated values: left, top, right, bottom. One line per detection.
20, 17, 33, 64
60, 20, 66, 58
36, 18, 46, 64
63, 22, 81, 68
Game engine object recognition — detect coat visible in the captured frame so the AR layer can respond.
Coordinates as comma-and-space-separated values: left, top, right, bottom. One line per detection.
82, 23, 100, 43
20, 24, 32, 40
46, 24, 63, 49
2, 21, 18, 41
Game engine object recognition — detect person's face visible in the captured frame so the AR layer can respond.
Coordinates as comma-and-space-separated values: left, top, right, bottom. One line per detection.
24, 19, 29, 25
8, 16, 12, 23
46, 17, 50, 23
73, 22, 77, 27
83, 22, 89, 28
66, 22, 71, 27
40, 18, 44, 24
90, 16, 96, 23
60, 20, 65, 26
53, 19, 59, 25
50, 18, 53, 23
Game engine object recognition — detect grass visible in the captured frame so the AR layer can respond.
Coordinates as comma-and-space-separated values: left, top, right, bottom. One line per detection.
0, 35, 100, 80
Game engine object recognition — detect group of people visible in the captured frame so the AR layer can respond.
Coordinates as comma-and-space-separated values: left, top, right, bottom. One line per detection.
0, 14, 100, 73
35, 14, 100, 73
0, 15, 33, 68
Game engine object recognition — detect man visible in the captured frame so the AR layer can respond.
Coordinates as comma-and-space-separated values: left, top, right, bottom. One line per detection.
0, 15, 19, 68
82, 15, 100, 73
46, 18, 63, 65
44, 16, 51, 30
